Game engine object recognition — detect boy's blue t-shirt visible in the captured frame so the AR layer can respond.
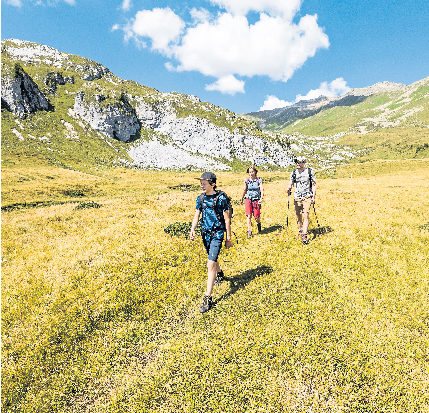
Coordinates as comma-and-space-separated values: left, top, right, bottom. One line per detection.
196, 192, 229, 239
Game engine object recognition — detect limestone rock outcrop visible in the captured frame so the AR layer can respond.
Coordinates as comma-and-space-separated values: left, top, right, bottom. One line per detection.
1, 66, 50, 119
132, 99, 293, 168
74, 91, 141, 142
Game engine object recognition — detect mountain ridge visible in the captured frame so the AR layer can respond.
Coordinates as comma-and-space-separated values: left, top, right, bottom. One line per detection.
245, 77, 429, 136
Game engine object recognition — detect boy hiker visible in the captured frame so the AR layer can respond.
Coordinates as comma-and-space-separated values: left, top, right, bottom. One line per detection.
190, 172, 232, 313
286, 156, 316, 245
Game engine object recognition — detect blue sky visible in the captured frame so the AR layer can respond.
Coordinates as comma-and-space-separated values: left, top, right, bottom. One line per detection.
2, 0, 428, 114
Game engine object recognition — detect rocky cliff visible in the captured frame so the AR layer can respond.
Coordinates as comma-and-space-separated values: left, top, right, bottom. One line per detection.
1, 63, 51, 119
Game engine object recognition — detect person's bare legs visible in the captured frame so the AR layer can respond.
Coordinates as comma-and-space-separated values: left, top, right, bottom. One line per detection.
206, 260, 221, 296
302, 211, 310, 234
247, 215, 252, 232
296, 213, 303, 232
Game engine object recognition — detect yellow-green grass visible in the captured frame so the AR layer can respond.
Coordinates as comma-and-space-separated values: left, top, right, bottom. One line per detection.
337, 128, 429, 161
2, 161, 429, 412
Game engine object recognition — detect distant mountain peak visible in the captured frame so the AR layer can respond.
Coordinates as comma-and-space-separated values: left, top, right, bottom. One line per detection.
345, 81, 407, 97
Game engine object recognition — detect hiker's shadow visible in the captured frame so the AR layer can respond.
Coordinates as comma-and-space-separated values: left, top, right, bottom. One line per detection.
214, 265, 273, 305
309, 226, 333, 240
260, 225, 283, 235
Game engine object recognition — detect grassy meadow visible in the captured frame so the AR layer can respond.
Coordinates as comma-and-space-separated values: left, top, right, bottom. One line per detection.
2, 159, 429, 412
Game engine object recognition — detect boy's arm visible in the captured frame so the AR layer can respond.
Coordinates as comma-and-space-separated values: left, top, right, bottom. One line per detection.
189, 209, 201, 240
259, 181, 264, 203
223, 210, 232, 248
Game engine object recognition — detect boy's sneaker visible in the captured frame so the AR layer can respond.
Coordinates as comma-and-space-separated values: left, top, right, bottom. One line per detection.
199, 295, 212, 313
257, 223, 262, 233
301, 233, 309, 245
247, 230, 252, 238
214, 271, 224, 286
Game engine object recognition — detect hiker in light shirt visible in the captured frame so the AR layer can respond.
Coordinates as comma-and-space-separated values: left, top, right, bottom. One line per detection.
286, 156, 316, 244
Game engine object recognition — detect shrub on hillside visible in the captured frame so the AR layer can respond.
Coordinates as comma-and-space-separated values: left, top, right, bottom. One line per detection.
164, 221, 200, 237
74, 201, 101, 210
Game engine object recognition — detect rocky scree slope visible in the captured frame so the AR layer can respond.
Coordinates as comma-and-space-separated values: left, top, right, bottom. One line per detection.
1, 39, 300, 171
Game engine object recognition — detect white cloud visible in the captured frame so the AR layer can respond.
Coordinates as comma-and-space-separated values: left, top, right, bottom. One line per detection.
205, 75, 245, 95
295, 77, 350, 102
190, 7, 211, 23
132, 8, 185, 54
115, 2, 330, 92
259, 95, 292, 111
121, 0, 132, 12
172, 12, 329, 81
259, 78, 351, 111
209, 0, 301, 18
5, 0, 23, 6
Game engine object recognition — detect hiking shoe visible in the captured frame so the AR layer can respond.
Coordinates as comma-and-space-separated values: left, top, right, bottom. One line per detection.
199, 295, 212, 313
301, 233, 309, 245
247, 230, 252, 238
298, 229, 303, 239
257, 223, 262, 233
214, 271, 224, 286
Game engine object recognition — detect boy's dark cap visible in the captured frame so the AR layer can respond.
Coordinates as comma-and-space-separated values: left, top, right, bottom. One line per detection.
195, 171, 217, 182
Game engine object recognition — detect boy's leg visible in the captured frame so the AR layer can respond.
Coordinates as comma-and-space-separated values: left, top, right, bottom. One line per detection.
205, 238, 223, 296
206, 259, 217, 296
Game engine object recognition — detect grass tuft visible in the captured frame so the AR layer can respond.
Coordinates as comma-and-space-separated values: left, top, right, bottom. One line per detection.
164, 221, 200, 238
74, 201, 102, 210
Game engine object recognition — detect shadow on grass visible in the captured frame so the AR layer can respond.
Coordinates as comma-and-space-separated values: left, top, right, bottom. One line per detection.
309, 226, 333, 240
214, 265, 273, 305
260, 225, 283, 235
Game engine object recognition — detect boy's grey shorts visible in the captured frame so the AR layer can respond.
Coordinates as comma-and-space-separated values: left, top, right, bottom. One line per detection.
202, 236, 223, 262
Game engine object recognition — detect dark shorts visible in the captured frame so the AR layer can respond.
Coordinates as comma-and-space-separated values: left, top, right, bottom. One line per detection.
245, 198, 261, 218
202, 236, 223, 262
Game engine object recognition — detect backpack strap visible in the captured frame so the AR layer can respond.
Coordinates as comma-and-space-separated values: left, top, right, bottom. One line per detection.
198, 193, 204, 211
212, 190, 224, 224
199, 191, 225, 224
308, 168, 313, 192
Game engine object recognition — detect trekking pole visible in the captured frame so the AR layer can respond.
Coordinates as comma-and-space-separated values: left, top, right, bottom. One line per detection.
287, 192, 290, 227
312, 202, 321, 233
